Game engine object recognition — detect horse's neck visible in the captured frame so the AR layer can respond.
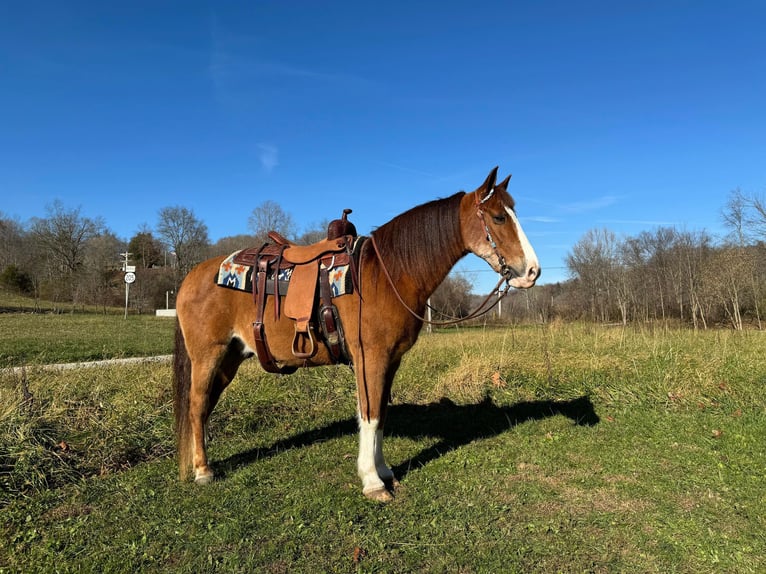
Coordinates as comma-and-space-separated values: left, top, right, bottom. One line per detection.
418, 249, 465, 304
372, 193, 467, 306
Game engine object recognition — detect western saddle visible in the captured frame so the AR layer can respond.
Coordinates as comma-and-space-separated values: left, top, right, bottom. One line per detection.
232, 209, 359, 374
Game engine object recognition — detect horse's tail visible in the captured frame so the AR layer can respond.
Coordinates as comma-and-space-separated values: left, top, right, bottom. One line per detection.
173, 320, 193, 481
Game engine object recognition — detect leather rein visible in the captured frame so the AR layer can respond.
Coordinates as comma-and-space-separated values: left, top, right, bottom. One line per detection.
368, 190, 518, 326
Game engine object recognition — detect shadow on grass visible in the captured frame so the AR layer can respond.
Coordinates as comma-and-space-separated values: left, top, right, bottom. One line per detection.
216, 395, 599, 481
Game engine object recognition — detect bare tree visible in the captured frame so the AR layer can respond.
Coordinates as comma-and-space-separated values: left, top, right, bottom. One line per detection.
297, 219, 331, 245
675, 229, 712, 329
248, 200, 296, 243
156, 206, 210, 283
29, 201, 104, 308
722, 189, 762, 328
722, 188, 751, 246
566, 228, 622, 322
80, 231, 124, 313
430, 273, 474, 319
209, 234, 257, 257
747, 193, 766, 240
701, 247, 749, 330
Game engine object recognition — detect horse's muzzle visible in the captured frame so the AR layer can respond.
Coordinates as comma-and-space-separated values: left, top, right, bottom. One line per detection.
504, 262, 541, 289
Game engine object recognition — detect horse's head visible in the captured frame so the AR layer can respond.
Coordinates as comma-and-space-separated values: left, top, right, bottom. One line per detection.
463, 167, 541, 289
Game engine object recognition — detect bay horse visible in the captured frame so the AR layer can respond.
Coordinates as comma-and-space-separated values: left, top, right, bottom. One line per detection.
173, 167, 540, 501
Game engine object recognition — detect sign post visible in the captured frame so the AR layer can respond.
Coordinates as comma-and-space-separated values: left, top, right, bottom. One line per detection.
121, 251, 135, 319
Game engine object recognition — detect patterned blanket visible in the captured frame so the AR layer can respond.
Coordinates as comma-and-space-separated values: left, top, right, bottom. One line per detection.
216, 250, 353, 297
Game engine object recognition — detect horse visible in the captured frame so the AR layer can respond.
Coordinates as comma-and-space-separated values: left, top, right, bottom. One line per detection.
173, 167, 540, 501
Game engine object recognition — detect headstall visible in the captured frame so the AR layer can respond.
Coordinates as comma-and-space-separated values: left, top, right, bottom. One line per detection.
475, 188, 515, 281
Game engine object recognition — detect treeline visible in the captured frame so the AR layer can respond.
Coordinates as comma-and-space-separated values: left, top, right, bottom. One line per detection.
0, 200, 308, 313
2, 189, 764, 329
499, 189, 766, 330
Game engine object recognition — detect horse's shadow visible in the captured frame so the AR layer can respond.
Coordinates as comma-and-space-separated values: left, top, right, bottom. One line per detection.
216, 395, 599, 481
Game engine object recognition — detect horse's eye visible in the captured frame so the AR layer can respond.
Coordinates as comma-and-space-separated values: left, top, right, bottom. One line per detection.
492, 214, 507, 225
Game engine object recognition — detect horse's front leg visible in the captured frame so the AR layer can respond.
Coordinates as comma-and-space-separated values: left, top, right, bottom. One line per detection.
357, 415, 391, 501
356, 360, 399, 501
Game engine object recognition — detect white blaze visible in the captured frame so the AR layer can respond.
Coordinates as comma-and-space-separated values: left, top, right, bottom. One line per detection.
506, 206, 539, 275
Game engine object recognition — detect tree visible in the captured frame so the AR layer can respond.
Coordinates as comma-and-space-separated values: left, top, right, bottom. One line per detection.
701, 247, 748, 330
674, 229, 712, 329
722, 188, 751, 246
128, 228, 164, 269
722, 189, 763, 328
297, 219, 330, 245
746, 193, 766, 240
209, 234, 257, 257
79, 231, 125, 313
248, 200, 296, 243
0, 264, 33, 294
0, 213, 25, 270
565, 228, 622, 322
29, 201, 104, 307
0, 214, 33, 295
430, 274, 474, 319
156, 206, 210, 282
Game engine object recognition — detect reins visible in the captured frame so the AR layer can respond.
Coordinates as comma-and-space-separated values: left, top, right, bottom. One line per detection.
369, 233, 511, 327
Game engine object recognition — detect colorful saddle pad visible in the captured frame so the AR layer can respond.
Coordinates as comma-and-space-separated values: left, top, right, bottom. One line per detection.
216, 250, 353, 298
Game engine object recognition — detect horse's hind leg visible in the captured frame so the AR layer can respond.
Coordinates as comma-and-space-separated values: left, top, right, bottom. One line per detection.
188, 356, 216, 484
188, 337, 249, 484
188, 348, 232, 484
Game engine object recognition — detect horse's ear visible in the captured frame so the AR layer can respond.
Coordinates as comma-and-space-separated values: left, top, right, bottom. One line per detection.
478, 166, 499, 198
495, 174, 512, 191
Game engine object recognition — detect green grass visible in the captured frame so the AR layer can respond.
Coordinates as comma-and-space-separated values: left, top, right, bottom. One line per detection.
0, 314, 175, 368
1, 322, 765, 573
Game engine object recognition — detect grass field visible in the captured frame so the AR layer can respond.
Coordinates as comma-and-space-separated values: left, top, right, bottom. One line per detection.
0, 313, 175, 368
1, 314, 765, 573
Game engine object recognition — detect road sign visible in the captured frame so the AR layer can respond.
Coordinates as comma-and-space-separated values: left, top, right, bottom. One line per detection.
124, 272, 136, 284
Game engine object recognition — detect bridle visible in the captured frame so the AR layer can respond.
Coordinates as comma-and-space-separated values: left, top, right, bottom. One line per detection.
475, 186, 516, 281
368, 187, 518, 327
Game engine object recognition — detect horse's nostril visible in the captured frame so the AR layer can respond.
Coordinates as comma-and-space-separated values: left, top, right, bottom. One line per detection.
528, 266, 540, 280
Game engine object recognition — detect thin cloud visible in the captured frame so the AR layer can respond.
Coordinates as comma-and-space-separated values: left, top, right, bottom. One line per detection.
524, 216, 559, 223
598, 218, 677, 226
257, 143, 279, 172
558, 195, 619, 213
208, 21, 373, 105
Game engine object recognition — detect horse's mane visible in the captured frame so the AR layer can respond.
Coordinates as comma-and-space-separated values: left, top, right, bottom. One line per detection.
371, 191, 467, 290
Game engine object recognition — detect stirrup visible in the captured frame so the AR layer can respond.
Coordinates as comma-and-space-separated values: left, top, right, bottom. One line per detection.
291, 327, 316, 359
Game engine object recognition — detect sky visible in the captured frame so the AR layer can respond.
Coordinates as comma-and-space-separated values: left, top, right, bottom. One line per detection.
1, 1, 765, 291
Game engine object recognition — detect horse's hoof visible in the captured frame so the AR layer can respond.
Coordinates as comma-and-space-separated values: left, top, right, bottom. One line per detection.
385, 477, 401, 491
194, 470, 214, 485
364, 487, 394, 502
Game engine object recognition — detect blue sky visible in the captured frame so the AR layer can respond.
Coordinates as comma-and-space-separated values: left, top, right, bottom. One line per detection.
2, 1, 765, 290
